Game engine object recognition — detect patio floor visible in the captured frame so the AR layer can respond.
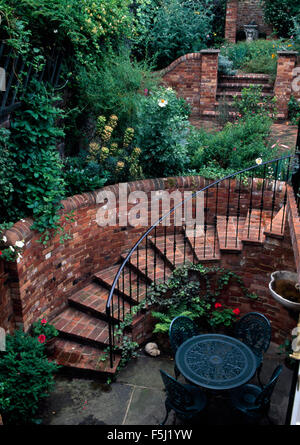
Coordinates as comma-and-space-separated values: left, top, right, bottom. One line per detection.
40, 342, 295, 426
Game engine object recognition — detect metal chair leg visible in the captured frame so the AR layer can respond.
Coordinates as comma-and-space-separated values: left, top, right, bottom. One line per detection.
174, 364, 180, 380
257, 363, 263, 387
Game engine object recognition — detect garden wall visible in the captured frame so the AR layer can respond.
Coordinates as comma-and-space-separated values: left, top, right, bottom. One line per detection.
0, 175, 297, 346
160, 49, 298, 120
225, 0, 273, 43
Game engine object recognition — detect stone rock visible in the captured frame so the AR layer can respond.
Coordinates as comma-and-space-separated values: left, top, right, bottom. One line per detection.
145, 342, 160, 357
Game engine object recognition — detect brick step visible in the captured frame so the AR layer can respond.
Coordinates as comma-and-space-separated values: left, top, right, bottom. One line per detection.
217, 82, 273, 91
185, 224, 220, 262
150, 232, 196, 268
51, 338, 120, 375
217, 216, 246, 252
51, 307, 113, 349
68, 281, 132, 322
264, 206, 286, 239
219, 74, 272, 84
242, 209, 272, 244
216, 91, 274, 100
122, 239, 173, 283
94, 263, 148, 303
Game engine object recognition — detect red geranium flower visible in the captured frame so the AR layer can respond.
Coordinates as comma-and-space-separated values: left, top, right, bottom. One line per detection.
214, 303, 222, 309
0, 251, 2, 256
233, 308, 240, 315
41, 318, 47, 325
38, 334, 46, 343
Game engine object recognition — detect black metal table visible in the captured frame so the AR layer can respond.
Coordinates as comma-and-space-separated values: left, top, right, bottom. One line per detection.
175, 333, 257, 391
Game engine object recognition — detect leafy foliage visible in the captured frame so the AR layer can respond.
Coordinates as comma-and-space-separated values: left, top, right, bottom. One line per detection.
0, 330, 59, 424
220, 39, 294, 77
188, 114, 275, 174
0, 81, 66, 241
262, 0, 300, 38
148, 264, 256, 334
132, 0, 214, 69
134, 87, 191, 178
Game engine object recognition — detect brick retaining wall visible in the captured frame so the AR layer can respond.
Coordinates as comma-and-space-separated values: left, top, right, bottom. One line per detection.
0, 175, 297, 345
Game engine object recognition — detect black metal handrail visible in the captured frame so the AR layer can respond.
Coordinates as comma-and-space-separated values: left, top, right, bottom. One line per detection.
106, 153, 297, 368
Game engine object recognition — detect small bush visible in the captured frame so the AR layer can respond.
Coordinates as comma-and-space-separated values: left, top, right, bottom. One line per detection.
134, 87, 191, 178
189, 114, 275, 173
220, 39, 292, 76
0, 330, 59, 425
288, 96, 300, 125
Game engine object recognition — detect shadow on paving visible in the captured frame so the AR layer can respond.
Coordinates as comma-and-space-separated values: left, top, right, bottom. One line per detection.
40, 343, 294, 426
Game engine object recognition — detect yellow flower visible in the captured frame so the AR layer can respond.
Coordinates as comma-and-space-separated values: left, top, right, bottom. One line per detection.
272, 54, 276, 59
116, 161, 125, 171
102, 125, 113, 142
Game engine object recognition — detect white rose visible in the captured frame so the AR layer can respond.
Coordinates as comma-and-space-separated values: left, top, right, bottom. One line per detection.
2, 236, 7, 243
15, 240, 24, 248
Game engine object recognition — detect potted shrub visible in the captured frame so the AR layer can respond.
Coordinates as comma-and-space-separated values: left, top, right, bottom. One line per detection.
31, 317, 59, 356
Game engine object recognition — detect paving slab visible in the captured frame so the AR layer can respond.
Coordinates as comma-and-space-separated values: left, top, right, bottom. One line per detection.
40, 343, 295, 426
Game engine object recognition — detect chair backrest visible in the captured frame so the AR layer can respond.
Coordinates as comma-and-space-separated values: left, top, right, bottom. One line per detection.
234, 312, 271, 358
255, 365, 283, 408
160, 369, 193, 409
169, 315, 198, 355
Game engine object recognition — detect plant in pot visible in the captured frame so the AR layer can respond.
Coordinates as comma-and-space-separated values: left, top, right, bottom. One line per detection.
31, 317, 59, 356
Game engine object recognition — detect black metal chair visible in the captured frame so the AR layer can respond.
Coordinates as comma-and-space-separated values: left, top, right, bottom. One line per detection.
169, 315, 199, 379
234, 312, 271, 386
160, 370, 207, 425
229, 365, 283, 423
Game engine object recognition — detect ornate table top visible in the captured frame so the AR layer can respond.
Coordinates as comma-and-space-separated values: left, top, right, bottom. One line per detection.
175, 334, 257, 390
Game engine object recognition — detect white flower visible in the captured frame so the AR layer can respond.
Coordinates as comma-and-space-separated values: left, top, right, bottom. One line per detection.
54, 29, 58, 34
2, 235, 7, 243
9, 246, 15, 252
158, 98, 168, 108
256, 158, 262, 165
15, 240, 24, 248
17, 253, 22, 259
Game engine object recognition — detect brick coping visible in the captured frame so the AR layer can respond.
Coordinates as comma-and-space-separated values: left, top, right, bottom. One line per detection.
3, 174, 289, 247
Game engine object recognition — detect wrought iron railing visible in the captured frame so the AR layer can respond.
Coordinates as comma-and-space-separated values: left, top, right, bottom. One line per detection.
0, 42, 63, 124
105, 153, 298, 368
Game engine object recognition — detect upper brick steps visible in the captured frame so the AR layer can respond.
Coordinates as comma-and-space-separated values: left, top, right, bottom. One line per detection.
50, 204, 285, 376
149, 231, 196, 268
185, 224, 220, 262
218, 73, 273, 85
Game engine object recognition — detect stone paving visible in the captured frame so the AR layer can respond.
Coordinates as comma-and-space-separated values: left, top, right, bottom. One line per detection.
40, 342, 295, 426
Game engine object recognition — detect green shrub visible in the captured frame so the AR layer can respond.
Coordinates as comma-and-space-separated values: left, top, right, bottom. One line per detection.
0, 330, 59, 425
189, 114, 275, 172
288, 96, 300, 125
0, 80, 66, 241
76, 48, 159, 136
132, 0, 214, 69
220, 39, 292, 76
262, 0, 300, 38
134, 87, 191, 178
233, 85, 277, 119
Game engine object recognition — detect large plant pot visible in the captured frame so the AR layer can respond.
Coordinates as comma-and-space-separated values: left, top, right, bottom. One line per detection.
269, 271, 300, 312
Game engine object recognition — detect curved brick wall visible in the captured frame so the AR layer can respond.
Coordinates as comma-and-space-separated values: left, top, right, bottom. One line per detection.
0, 176, 298, 344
